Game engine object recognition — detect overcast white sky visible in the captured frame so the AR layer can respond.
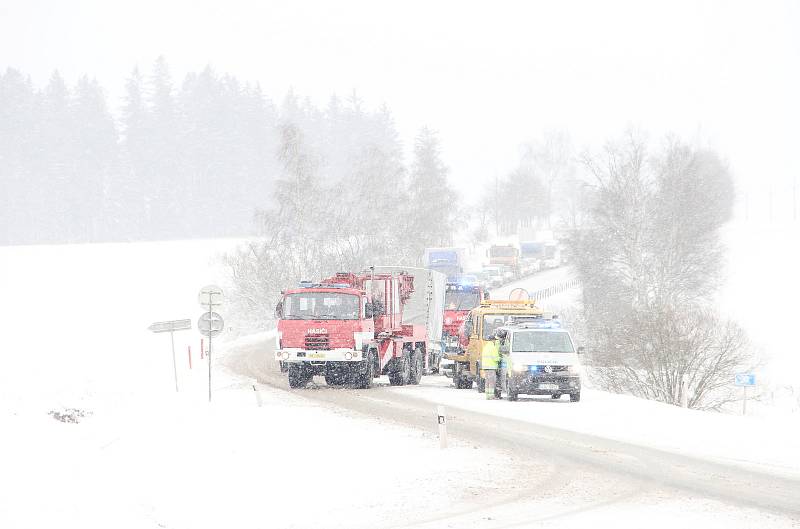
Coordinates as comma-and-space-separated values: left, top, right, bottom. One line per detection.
2, 0, 798, 209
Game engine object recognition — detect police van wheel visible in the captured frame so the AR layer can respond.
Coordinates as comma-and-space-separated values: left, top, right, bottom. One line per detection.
506, 379, 519, 401
570, 392, 581, 402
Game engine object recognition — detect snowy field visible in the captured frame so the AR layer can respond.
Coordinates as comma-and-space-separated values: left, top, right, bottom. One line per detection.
718, 220, 800, 391
1, 224, 798, 528
0, 240, 509, 529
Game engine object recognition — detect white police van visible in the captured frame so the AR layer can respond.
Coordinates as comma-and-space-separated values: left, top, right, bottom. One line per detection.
497, 317, 583, 402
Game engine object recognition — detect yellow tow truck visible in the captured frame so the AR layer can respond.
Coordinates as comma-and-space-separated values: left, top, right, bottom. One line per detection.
447, 299, 544, 390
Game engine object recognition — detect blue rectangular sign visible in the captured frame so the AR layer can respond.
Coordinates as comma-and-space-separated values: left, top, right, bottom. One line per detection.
734, 373, 756, 386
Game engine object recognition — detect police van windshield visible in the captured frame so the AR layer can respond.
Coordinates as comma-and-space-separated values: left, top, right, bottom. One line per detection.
283, 293, 360, 320
512, 331, 574, 353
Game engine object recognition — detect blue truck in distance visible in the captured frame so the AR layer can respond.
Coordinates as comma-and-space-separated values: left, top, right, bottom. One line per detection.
423, 247, 466, 281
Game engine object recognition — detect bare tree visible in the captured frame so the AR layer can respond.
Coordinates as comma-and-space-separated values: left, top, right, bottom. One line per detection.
521, 131, 575, 228
571, 132, 751, 409
589, 308, 753, 410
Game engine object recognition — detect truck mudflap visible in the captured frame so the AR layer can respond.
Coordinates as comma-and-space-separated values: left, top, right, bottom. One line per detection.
275, 348, 364, 363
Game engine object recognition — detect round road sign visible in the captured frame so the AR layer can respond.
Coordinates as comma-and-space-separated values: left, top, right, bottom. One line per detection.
509, 288, 530, 301
198, 311, 225, 337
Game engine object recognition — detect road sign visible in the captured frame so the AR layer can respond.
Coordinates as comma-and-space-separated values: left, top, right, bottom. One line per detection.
148, 318, 192, 393
198, 285, 224, 308
147, 319, 192, 333
509, 288, 530, 301
198, 311, 224, 338
734, 373, 756, 386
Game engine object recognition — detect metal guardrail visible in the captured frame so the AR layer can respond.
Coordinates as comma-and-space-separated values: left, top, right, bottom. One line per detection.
530, 279, 581, 301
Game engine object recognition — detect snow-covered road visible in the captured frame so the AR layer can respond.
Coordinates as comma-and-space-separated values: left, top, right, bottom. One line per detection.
224, 324, 800, 525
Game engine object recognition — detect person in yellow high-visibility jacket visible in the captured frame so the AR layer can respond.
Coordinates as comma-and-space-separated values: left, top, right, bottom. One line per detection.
481, 335, 501, 399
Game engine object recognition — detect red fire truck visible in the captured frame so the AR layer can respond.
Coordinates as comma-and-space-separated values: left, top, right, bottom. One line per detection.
274, 270, 443, 389
443, 283, 488, 333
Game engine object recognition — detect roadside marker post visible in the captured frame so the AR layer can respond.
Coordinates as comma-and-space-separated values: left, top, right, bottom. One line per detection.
147, 319, 192, 392
437, 405, 448, 449
253, 385, 263, 408
188, 346, 192, 370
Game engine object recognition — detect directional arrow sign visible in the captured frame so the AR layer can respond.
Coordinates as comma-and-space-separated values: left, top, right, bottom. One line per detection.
198, 312, 224, 338
198, 284, 224, 308
148, 319, 192, 333
734, 373, 756, 386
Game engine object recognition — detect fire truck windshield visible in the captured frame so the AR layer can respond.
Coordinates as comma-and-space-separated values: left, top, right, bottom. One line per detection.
283, 292, 360, 320
445, 290, 481, 310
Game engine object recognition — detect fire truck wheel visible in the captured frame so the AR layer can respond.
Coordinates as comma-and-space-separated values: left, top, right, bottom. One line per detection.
409, 348, 424, 385
352, 350, 375, 389
288, 364, 312, 389
388, 350, 411, 386
324, 364, 350, 386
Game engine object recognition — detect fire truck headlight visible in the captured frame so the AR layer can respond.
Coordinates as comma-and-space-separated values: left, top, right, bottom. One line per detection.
281, 352, 290, 361
344, 352, 353, 361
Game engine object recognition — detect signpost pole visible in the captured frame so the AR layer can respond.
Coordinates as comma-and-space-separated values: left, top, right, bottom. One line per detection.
208, 302, 212, 403
742, 385, 747, 416
197, 285, 224, 404
170, 330, 178, 392
147, 319, 192, 393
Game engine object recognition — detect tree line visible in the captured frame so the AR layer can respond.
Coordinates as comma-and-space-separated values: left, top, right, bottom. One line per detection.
1, 59, 457, 250
224, 113, 458, 329
2, 59, 283, 244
